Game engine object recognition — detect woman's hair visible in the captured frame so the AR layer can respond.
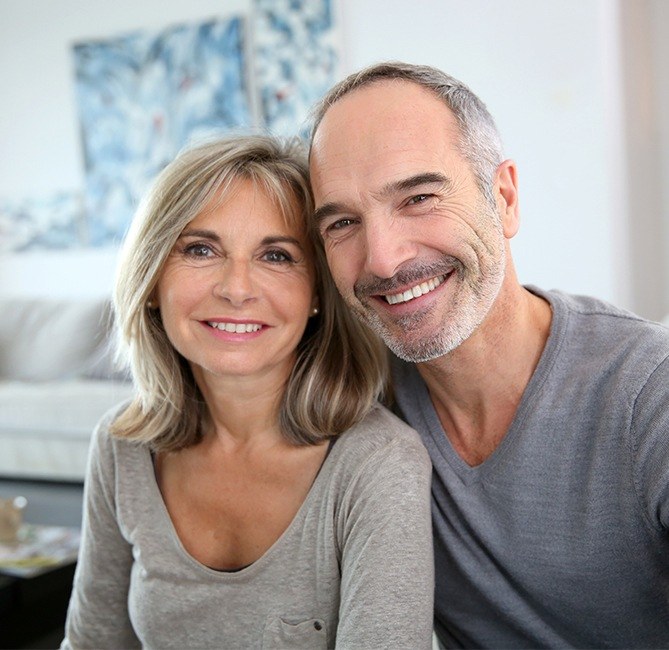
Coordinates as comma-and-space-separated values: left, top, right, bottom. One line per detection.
111, 134, 387, 451
310, 61, 504, 208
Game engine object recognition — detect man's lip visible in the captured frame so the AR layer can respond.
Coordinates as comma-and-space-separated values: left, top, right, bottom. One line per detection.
375, 273, 449, 306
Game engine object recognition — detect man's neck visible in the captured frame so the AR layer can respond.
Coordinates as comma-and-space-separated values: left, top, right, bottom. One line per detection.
416, 282, 552, 466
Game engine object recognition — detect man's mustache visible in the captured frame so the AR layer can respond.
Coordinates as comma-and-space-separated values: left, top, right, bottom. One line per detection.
354, 258, 460, 299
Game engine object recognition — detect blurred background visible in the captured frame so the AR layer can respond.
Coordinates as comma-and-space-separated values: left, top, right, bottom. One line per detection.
1, 0, 668, 322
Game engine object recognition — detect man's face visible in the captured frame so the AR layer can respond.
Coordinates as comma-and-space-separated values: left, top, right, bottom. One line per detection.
310, 80, 509, 362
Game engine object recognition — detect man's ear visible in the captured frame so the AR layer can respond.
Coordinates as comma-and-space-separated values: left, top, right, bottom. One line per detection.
495, 159, 520, 239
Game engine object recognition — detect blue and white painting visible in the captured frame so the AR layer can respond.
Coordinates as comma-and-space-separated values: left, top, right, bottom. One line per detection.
73, 16, 252, 245
253, 0, 339, 136
3, 2, 340, 251
0, 192, 85, 252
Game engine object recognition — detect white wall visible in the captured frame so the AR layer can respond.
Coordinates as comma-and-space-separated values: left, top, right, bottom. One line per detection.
0, 0, 248, 299
339, 0, 628, 309
0, 0, 657, 317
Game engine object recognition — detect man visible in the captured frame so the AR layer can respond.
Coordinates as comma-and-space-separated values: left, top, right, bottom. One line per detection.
309, 61, 669, 648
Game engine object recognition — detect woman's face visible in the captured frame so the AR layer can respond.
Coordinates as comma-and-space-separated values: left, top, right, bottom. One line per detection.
155, 178, 316, 389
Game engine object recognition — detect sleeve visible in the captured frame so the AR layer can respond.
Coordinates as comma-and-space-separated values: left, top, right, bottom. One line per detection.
61, 415, 141, 649
335, 430, 434, 649
631, 353, 669, 532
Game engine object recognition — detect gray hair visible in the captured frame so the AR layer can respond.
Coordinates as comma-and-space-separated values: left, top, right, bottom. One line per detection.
310, 61, 504, 206
112, 135, 387, 451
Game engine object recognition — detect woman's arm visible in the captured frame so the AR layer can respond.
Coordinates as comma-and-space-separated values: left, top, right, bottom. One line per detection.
61, 418, 140, 649
336, 427, 434, 649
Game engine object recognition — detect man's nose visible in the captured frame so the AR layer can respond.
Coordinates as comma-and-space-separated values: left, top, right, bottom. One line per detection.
363, 216, 417, 279
212, 259, 257, 306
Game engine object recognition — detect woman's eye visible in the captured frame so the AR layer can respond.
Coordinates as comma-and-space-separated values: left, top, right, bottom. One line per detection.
183, 243, 214, 258
263, 249, 294, 264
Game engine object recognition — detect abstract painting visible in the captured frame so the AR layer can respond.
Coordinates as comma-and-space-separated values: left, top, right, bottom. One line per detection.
3, 0, 340, 251
253, 0, 339, 136
0, 192, 85, 252
73, 16, 252, 245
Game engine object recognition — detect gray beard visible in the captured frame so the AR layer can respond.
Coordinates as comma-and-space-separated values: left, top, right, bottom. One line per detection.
354, 271, 503, 363
349, 228, 506, 362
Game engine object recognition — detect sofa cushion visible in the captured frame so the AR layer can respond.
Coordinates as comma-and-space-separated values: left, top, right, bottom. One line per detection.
0, 298, 119, 381
0, 379, 135, 481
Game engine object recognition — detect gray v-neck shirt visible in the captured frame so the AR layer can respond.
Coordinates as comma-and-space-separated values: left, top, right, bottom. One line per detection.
62, 403, 434, 649
393, 286, 669, 648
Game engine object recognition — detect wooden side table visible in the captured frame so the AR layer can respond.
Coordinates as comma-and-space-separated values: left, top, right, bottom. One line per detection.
0, 559, 76, 648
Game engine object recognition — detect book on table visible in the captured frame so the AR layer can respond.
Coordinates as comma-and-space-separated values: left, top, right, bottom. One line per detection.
0, 524, 81, 578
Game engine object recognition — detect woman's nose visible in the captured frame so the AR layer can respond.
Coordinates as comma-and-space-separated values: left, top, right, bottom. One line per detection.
211, 259, 257, 306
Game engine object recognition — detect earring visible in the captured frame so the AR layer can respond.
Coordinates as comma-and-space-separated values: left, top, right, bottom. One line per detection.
311, 307, 319, 316
146, 299, 156, 309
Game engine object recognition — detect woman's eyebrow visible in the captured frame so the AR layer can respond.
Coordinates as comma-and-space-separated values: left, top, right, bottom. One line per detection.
179, 230, 303, 249
259, 235, 303, 247
179, 228, 220, 241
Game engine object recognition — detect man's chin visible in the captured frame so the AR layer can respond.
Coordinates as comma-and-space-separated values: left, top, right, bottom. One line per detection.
356, 306, 476, 362
382, 332, 462, 363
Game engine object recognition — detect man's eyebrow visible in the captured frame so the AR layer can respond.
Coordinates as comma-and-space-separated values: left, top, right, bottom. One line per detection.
313, 172, 452, 224
313, 201, 348, 225
380, 172, 452, 196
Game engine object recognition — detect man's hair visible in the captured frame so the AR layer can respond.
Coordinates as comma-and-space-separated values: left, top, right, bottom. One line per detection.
310, 61, 504, 206
111, 135, 387, 451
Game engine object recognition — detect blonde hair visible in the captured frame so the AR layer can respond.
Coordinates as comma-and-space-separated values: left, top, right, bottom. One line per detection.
112, 135, 387, 451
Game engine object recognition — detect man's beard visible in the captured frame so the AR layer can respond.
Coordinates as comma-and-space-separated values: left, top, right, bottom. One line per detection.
348, 214, 506, 363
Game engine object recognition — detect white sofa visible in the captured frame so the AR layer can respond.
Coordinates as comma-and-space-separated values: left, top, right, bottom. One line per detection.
0, 298, 134, 482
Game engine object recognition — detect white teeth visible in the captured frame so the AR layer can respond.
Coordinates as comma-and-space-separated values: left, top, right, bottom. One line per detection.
385, 274, 446, 305
208, 322, 262, 333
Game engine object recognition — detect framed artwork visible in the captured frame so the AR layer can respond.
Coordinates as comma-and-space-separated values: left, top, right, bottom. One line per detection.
73, 15, 252, 245
4, 0, 340, 251
0, 192, 85, 253
253, 0, 339, 136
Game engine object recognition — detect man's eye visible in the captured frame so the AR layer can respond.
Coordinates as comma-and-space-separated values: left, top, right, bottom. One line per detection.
407, 194, 432, 205
327, 217, 356, 232
263, 249, 294, 264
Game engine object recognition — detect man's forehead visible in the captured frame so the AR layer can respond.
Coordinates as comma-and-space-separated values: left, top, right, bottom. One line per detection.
312, 79, 456, 143
310, 81, 462, 196
311, 82, 459, 167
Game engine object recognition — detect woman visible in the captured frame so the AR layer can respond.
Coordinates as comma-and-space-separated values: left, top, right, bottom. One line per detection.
62, 135, 433, 649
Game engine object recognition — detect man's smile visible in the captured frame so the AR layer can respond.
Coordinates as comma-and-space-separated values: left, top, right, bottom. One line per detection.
383, 274, 447, 305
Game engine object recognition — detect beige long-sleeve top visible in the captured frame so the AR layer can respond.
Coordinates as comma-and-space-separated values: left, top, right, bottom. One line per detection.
62, 402, 434, 649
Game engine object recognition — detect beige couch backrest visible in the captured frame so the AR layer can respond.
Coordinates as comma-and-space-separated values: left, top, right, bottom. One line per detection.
0, 297, 120, 381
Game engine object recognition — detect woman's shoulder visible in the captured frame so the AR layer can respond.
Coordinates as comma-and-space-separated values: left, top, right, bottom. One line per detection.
331, 402, 431, 472
319, 403, 432, 530
90, 399, 144, 462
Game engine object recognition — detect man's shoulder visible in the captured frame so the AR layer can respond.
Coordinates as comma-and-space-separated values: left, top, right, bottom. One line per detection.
532, 287, 669, 394
532, 285, 669, 344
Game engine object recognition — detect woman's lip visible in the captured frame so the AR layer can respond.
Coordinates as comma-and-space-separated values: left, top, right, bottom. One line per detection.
203, 318, 265, 324
202, 320, 267, 334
